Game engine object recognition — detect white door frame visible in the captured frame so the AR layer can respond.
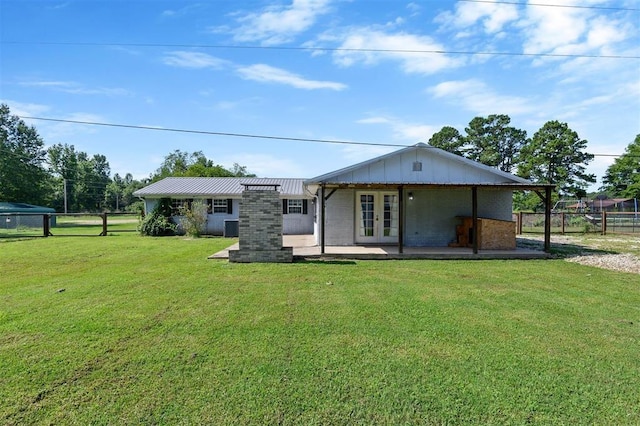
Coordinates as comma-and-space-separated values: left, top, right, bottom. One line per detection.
355, 191, 399, 244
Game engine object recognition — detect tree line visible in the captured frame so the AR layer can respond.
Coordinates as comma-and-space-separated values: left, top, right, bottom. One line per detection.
429, 114, 639, 209
2, 104, 638, 212
0, 104, 254, 213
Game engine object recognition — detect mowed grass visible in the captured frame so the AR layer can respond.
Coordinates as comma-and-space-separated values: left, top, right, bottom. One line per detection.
1, 235, 639, 425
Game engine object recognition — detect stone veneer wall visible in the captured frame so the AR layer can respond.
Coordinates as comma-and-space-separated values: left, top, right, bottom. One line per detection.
229, 187, 293, 263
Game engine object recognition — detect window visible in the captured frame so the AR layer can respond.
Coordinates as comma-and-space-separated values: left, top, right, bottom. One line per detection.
171, 198, 192, 215
288, 199, 303, 214
282, 199, 308, 215
210, 198, 233, 214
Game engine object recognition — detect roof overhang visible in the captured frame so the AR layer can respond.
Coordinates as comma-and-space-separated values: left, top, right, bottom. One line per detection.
309, 182, 556, 191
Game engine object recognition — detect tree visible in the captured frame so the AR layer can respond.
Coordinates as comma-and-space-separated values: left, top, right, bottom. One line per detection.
601, 134, 640, 199
0, 104, 51, 204
428, 126, 466, 155
48, 144, 112, 212
518, 120, 595, 197
464, 114, 527, 173
151, 150, 255, 181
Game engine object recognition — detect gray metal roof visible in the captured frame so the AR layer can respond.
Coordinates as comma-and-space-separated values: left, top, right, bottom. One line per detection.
133, 177, 311, 198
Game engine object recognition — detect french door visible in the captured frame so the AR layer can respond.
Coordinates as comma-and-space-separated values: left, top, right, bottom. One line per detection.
356, 192, 399, 244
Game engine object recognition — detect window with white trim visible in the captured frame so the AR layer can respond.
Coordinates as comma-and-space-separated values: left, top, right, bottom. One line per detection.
213, 199, 229, 213
287, 199, 303, 214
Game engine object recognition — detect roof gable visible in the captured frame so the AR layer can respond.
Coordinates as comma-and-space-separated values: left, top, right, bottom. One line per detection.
306, 143, 532, 185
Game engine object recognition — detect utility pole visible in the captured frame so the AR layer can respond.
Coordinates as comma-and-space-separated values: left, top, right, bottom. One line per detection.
63, 178, 68, 213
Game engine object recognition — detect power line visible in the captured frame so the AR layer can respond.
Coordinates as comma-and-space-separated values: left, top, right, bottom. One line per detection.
3, 40, 638, 59
457, 0, 640, 11
18, 115, 631, 158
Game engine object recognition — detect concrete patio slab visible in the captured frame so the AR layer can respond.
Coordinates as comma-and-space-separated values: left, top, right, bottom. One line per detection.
209, 235, 550, 260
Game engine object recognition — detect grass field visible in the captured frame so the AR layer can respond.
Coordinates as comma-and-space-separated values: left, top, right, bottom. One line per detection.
1, 234, 639, 424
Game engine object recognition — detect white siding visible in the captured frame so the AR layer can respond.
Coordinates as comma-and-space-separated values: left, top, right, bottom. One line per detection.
206, 199, 240, 235
283, 212, 314, 235
324, 189, 355, 246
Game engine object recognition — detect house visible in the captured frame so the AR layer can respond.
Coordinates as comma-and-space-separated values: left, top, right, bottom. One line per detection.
305, 143, 554, 253
132, 177, 314, 236
134, 144, 554, 253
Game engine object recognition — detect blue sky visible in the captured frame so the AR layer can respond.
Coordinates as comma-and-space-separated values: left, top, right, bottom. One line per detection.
1, 0, 639, 190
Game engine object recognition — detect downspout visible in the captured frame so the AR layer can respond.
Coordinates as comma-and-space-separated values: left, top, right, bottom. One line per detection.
321, 184, 326, 254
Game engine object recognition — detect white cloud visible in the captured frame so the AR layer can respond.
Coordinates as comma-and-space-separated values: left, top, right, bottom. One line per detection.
330, 28, 462, 74
163, 51, 230, 69
19, 80, 130, 96
358, 115, 438, 143
225, 0, 332, 45
2, 100, 50, 118
237, 64, 347, 90
428, 79, 533, 116
435, 1, 519, 34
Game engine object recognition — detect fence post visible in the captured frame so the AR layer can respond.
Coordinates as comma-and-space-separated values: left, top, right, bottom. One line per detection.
602, 211, 607, 235
101, 213, 108, 236
43, 214, 50, 237
561, 212, 565, 235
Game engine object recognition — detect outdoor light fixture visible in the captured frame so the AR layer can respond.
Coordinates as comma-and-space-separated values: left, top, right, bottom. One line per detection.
408, 192, 414, 201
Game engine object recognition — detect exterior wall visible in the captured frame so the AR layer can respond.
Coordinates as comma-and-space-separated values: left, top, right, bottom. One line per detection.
404, 188, 513, 247
206, 199, 240, 235
323, 189, 355, 246
283, 211, 314, 235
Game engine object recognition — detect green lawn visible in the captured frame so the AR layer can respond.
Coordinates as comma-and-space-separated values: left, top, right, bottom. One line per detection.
1, 235, 639, 425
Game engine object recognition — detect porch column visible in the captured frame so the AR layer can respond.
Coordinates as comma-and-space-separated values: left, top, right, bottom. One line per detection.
398, 186, 404, 254
544, 185, 551, 253
321, 184, 326, 254
472, 186, 478, 254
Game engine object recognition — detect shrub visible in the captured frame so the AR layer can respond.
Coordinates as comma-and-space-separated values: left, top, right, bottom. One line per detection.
139, 198, 177, 236
178, 200, 207, 238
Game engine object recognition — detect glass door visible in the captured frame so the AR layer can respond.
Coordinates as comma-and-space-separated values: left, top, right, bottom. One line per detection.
356, 192, 399, 244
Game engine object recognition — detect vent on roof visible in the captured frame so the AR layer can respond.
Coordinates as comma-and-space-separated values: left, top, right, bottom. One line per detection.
412, 161, 423, 172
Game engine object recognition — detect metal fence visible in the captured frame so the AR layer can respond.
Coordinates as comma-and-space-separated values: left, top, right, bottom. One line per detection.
514, 212, 640, 235
0, 213, 140, 238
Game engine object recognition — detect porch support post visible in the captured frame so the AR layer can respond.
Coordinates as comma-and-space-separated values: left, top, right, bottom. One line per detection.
398, 185, 404, 254
544, 185, 552, 253
472, 186, 478, 254
320, 184, 326, 254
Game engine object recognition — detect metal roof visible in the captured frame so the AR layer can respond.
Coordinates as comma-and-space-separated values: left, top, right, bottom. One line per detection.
133, 177, 311, 198
0, 202, 56, 213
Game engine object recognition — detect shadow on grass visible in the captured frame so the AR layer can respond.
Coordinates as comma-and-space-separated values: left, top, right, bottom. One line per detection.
294, 258, 358, 265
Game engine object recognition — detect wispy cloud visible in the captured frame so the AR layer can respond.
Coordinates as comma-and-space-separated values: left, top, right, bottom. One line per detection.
220, 0, 333, 45
428, 79, 533, 116
357, 115, 438, 143
326, 27, 463, 75
19, 80, 131, 96
163, 51, 231, 69
237, 64, 347, 90
435, 1, 519, 34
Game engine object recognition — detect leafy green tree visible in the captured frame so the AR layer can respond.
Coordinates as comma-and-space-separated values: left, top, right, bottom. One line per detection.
464, 114, 527, 173
151, 150, 255, 181
428, 126, 466, 155
518, 120, 595, 197
0, 104, 51, 204
48, 144, 112, 212
601, 134, 640, 199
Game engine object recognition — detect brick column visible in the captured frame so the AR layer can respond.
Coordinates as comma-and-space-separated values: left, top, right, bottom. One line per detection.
229, 185, 293, 263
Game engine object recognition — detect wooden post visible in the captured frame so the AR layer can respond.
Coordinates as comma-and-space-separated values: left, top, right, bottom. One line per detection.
518, 211, 523, 235
544, 186, 552, 253
398, 186, 404, 254
320, 184, 325, 254
101, 213, 108, 236
561, 212, 565, 235
43, 214, 50, 237
602, 210, 607, 235
472, 186, 478, 254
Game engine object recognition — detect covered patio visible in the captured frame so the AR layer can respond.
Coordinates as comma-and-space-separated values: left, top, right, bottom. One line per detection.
209, 235, 551, 261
